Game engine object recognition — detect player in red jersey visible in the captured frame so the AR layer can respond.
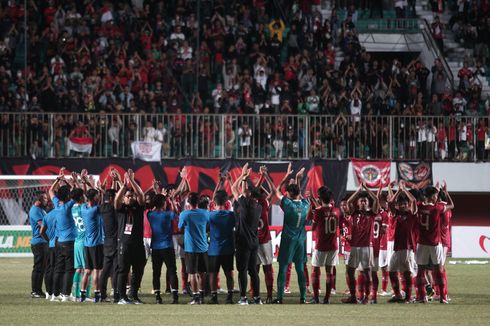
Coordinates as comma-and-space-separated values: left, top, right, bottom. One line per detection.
435, 189, 452, 301
254, 166, 275, 303
415, 183, 454, 304
370, 189, 389, 303
387, 181, 418, 303
377, 189, 392, 296
341, 183, 380, 304
308, 186, 340, 304
339, 198, 352, 295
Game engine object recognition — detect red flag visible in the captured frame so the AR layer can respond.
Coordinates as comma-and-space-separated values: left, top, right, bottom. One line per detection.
352, 160, 390, 188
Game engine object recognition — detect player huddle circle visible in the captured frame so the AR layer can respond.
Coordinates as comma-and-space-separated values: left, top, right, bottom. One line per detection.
28, 164, 452, 305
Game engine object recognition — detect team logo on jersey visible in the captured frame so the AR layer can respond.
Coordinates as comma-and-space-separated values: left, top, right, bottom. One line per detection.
479, 235, 490, 254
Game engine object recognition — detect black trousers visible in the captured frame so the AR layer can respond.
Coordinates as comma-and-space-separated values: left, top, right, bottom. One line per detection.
152, 248, 178, 291
236, 246, 260, 298
100, 243, 118, 299
31, 243, 48, 293
45, 247, 56, 295
54, 241, 75, 296
116, 242, 146, 300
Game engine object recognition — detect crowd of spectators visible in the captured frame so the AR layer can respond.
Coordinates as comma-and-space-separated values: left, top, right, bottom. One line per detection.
0, 0, 488, 161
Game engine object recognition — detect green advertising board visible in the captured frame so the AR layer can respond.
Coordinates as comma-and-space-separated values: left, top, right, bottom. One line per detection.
0, 226, 33, 257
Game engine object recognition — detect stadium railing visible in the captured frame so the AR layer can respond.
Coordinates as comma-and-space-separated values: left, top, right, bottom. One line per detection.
0, 113, 488, 162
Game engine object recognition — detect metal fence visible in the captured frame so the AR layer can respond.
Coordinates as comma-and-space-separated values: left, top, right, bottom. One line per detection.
0, 113, 488, 162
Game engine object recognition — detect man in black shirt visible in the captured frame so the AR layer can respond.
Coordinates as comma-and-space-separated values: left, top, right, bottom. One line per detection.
99, 189, 118, 302
114, 169, 146, 304
231, 163, 262, 305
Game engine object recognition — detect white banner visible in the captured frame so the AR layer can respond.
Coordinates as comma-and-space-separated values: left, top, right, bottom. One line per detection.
131, 141, 162, 162
452, 226, 490, 258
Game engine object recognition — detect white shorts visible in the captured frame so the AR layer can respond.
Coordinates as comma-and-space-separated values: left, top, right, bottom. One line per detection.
416, 243, 444, 266
257, 241, 274, 266
347, 246, 374, 270
389, 249, 416, 275
343, 251, 350, 265
172, 234, 185, 259
378, 249, 388, 268
144, 237, 152, 259
312, 249, 339, 267
387, 241, 394, 263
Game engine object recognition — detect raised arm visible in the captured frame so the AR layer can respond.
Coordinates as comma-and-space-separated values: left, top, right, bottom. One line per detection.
295, 167, 305, 187
231, 163, 249, 201
441, 181, 454, 211
127, 169, 144, 206
114, 173, 128, 210
48, 167, 66, 200
363, 183, 380, 214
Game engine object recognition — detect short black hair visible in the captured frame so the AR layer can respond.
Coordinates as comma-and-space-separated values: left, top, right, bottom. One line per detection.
249, 185, 261, 199
104, 189, 116, 201
214, 190, 228, 206
409, 188, 421, 201
198, 195, 210, 209
357, 191, 369, 199
396, 193, 409, 203
318, 186, 332, 204
35, 191, 46, 201
188, 192, 199, 207
438, 190, 447, 202
67, 187, 81, 202
424, 186, 438, 199
153, 194, 166, 209
86, 188, 98, 201
286, 184, 300, 198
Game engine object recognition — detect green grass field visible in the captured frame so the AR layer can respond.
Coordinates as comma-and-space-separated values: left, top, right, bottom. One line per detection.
1, 258, 490, 325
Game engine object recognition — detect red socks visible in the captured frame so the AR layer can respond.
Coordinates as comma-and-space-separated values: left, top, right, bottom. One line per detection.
304, 264, 310, 288
381, 269, 389, 292
371, 271, 379, 301
389, 272, 401, 297
332, 266, 337, 291
416, 269, 426, 300
312, 267, 321, 298
285, 263, 292, 289
263, 265, 274, 298
325, 273, 334, 302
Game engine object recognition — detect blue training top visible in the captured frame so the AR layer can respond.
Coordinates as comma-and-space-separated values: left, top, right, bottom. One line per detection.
208, 210, 235, 256
178, 209, 209, 253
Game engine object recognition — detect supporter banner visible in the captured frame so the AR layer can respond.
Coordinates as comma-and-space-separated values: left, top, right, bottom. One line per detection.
452, 226, 490, 258
131, 141, 162, 162
66, 137, 93, 154
396, 161, 432, 188
0, 226, 32, 257
352, 160, 390, 188
0, 159, 349, 205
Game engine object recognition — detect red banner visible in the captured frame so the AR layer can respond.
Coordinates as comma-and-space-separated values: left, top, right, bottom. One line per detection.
352, 160, 391, 188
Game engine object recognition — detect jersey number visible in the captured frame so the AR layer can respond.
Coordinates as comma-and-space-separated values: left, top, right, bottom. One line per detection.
296, 212, 302, 228
373, 221, 380, 239
324, 216, 337, 234
421, 214, 430, 231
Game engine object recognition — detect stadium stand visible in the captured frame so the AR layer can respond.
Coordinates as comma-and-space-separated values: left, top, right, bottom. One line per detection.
0, 0, 488, 161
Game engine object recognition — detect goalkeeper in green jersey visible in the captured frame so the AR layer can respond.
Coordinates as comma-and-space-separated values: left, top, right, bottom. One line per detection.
265, 164, 309, 303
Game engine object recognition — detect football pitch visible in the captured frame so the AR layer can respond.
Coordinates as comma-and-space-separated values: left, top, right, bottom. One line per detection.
1, 258, 489, 326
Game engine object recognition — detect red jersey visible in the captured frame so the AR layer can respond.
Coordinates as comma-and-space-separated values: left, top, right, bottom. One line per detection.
372, 210, 389, 255
257, 198, 271, 244
172, 198, 183, 235
392, 210, 418, 251
312, 206, 340, 251
143, 209, 152, 238
340, 214, 352, 253
441, 208, 452, 248
417, 202, 446, 246
349, 210, 376, 247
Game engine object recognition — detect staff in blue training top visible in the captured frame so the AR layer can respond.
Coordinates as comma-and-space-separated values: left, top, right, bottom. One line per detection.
208, 190, 236, 304
178, 192, 209, 305
29, 191, 49, 298
148, 193, 179, 304
80, 189, 105, 303
49, 171, 76, 302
